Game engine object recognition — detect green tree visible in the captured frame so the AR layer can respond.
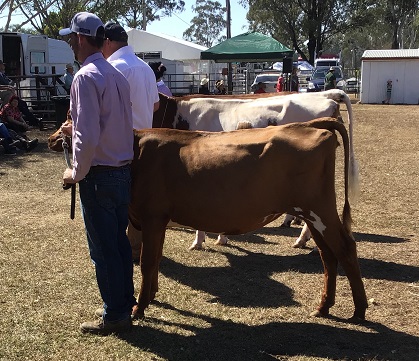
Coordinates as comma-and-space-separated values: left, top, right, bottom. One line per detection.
246, 0, 374, 64
183, 0, 227, 47
118, 0, 186, 29
384, 0, 418, 48
2, 0, 185, 37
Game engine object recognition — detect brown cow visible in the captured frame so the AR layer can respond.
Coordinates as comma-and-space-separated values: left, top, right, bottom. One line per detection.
129, 118, 367, 320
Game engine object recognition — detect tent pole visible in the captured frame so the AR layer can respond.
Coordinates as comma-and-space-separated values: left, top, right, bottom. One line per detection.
226, 0, 233, 94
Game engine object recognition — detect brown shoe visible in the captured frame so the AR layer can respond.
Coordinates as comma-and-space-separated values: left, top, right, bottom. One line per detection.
80, 317, 132, 335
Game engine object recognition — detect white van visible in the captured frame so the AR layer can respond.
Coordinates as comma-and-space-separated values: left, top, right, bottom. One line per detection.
314, 58, 341, 68
0, 32, 75, 98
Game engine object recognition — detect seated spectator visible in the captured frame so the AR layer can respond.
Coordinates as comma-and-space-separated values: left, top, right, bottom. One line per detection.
0, 60, 15, 106
1, 95, 29, 132
255, 82, 266, 94
199, 78, 210, 94
0, 95, 38, 151
0, 122, 19, 154
214, 79, 226, 95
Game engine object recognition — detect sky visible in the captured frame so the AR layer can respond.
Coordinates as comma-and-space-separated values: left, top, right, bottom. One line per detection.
146, 0, 250, 40
0, 1, 250, 43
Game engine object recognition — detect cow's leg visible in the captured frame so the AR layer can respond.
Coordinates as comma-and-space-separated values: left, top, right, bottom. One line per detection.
189, 230, 206, 250
310, 219, 367, 320
127, 220, 142, 263
293, 223, 312, 248
280, 213, 295, 227
133, 220, 167, 319
329, 232, 368, 320
311, 243, 338, 317
215, 234, 229, 245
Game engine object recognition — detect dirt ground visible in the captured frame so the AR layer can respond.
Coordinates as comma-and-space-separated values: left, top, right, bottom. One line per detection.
0, 101, 418, 361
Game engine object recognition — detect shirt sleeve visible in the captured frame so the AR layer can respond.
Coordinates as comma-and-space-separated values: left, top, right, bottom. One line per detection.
70, 73, 101, 182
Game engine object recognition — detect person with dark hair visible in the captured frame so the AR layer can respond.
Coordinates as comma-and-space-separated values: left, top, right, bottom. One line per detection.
255, 82, 266, 94
148, 61, 173, 96
0, 96, 39, 151
59, 11, 135, 336
214, 79, 226, 94
102, 22, 159, 130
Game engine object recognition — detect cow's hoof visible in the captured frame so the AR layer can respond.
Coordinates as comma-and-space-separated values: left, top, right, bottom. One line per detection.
189, 243, 203, 250
292, 240, 306, 248
310, 309, 329, 318
215, 236, 229, 246
292, 218, 303, 226
351, 308, 366, 322
131, 306, 145, 320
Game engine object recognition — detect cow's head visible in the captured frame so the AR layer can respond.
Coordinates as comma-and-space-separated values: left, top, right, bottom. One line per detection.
152, 92, 178, 129
48, 110, 72, 152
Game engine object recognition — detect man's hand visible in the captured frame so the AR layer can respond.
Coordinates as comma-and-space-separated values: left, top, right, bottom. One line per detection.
63, 168, 75, 188
61, 122, 72, 136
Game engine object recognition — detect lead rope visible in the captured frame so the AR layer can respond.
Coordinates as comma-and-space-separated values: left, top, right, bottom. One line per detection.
159, 100, 169, 128
62, 134, 76, 220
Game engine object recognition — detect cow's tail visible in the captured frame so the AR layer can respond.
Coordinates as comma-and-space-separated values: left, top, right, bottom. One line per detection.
309, 118, 357, 236
335, 91, 360, 203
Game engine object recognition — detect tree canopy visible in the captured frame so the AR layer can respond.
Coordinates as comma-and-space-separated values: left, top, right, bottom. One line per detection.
183, 0, 227, 47
1, 0, 419, 68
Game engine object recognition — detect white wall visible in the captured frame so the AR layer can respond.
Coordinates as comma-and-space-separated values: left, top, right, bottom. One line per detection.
361, 59, 419, 104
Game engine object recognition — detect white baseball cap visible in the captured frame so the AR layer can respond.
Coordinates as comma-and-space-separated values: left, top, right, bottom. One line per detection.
59, 12, 104, 37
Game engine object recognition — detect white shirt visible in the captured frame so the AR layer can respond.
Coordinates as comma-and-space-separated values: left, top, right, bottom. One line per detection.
107, 45, 159, 129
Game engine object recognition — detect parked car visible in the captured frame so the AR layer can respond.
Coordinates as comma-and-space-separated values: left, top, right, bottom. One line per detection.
306, 66, 346, 92
250, 72, 281, 93
345, 77, 360, 93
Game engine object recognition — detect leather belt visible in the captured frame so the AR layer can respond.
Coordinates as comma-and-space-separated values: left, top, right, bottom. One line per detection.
89, 164, 130, 173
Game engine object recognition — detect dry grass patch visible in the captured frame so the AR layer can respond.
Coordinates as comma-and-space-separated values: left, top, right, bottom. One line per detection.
0, 102, 418, 360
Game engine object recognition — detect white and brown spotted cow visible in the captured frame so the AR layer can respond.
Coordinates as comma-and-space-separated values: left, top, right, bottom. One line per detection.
151, 89, 357, 250
129, 118, 367, 320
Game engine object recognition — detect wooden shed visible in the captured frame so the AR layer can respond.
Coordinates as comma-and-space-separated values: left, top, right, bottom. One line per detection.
360, 49, 419, 104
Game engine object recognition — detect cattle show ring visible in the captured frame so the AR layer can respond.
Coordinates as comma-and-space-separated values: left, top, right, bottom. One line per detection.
1, 97, 418, 360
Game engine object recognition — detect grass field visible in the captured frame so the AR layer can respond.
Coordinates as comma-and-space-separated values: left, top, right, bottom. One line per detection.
0, 101, 418, 361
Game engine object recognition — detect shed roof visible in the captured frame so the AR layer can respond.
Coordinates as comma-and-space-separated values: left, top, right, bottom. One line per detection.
362, 49, 419, 60
126, 29, 207, 61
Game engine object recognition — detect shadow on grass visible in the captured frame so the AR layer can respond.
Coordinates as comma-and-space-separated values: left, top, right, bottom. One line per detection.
120, 303, 419, 361
160, 243, 418, 310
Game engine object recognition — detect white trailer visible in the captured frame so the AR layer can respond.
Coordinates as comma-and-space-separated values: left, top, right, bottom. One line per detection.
0, 32, 75, 98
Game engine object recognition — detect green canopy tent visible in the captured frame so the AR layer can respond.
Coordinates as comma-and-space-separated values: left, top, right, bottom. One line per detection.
200, 31, 293, 63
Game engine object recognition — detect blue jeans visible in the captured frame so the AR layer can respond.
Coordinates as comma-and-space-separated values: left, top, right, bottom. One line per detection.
79, 165, 136, 322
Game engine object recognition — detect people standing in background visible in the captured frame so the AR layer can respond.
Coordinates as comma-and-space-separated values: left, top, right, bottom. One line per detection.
276, 73, 284, 92
214, 79, 226, 94
0, 60, 15, 106
63, 63, 75, 93
149, 61, 173, 96
102, 21, 160, 264
102, 22, 159, 130
324, 67, 337, 90
382, 79, 392, 104
198, 77, 210, 94
291, 67, 299, 92
59, 11, 135, 335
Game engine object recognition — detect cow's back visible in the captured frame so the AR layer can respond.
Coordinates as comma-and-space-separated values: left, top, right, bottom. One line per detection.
130, 121, 339, 234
